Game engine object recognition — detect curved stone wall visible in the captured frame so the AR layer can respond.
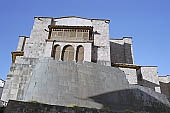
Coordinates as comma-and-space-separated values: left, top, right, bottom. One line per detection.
24, 58, 129, 108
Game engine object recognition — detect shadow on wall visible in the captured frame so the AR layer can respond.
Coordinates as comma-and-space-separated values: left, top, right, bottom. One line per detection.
0, 88, 3, 99
110, 42, 133, 64
159, 82, 170, 99
138, 79, 159, 91
91, 46, 98, 63
89, 88, 170, 113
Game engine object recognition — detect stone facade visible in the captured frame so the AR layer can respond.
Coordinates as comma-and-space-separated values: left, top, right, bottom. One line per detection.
0, 78, 5, 99
159, 75, 170, 98
110, 37, 134, 64
1, 16, 170, 111
137, 66, 161, 92
4, 100, 170, 113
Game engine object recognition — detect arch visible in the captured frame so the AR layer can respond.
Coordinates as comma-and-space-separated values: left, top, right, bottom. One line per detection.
76, 45, 84, 62
53, 45, 61, 60
61, 45, 74, 61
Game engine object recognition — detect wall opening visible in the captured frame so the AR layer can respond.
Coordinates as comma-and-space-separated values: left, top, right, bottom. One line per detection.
61, 45, 74, 61
52, 45, 61, 60
76, 45, 84, 62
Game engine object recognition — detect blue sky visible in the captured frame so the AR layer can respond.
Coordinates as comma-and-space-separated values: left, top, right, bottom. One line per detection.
0, 0, 170, 80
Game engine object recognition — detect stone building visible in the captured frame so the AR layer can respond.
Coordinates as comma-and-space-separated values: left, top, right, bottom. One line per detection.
1, 16, 170, 111
159, 75, 170, 98
0, 78, 5, 99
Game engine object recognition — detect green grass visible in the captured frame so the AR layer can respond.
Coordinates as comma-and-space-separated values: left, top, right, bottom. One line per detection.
124, 109, 149, 113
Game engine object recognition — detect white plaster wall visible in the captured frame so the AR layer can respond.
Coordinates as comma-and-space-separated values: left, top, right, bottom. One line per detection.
53, 17, 92, 26
47, 42, 92, 62
119, 68, 138, 84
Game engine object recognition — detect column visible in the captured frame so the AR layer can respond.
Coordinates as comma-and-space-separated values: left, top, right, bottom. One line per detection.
73, 45, 77, 62
59, 46, 63, 61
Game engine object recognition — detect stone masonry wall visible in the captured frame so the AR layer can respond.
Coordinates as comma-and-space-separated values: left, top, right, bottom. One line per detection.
110, 38, 134, 64
1, 58, 38, 102
5, 100, 118, 113
92, 20, 111, 65
0, 87, 3, 99
110, 39, 125, 64
24, 17, 52, 58
4, 88, 170, 113
119, 68, 138, 84
16, 36, 27, 51
159, 76, 170, 98
24, 58, 129, 108
137, 66, 161, 93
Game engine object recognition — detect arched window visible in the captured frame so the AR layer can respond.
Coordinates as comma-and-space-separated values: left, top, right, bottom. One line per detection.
76, 45, 84, 62
53, 45, 61, 60
61, 45, 74, 61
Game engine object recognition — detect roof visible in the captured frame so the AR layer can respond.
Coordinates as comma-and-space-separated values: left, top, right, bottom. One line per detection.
48, 25, 93, 30
34, 16, 110, 22
112, 63, 157, 69
112, 63, 140, 69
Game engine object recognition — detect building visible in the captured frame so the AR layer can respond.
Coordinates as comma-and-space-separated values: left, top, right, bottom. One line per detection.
159, 75, 170, 98
1, 16, 170, 111
0, 78, 5, 99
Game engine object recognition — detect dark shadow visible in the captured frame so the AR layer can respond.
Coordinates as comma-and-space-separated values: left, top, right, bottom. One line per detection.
5, 100, 119, 113
0, 88, 3, 99
110, 41, 133, 64
138, 79, 159, 91
76, 45, 84, 62
92, 31, 101, 35
89, 88, 170, 113
91, 46, 98, 63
